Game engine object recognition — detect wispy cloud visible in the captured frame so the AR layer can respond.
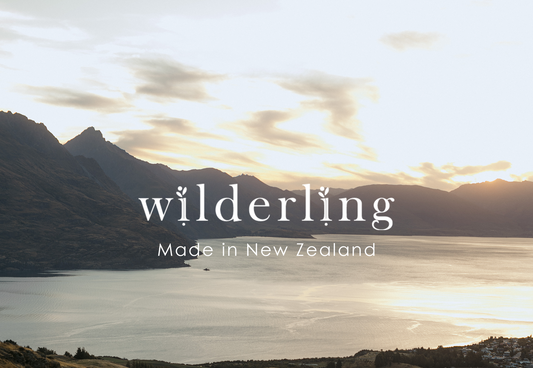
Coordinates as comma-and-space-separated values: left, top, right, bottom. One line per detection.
144, 115, 223, 140
325, 162, 415, 185
224, 109, 325, 151
441, 161, 510, 176
277, 71, 378, 141
18, 85, 131, 113
0, 50, 13, 59
380, 31, 443, 51
511, 171, 533, 182
0, 11, 96, 51
356, 144, 378, 162
113, 118, 267, 169
200, 151, 267, 168
127, 57, 226, 102
411, 160, 511, 189
324, 160, 512, 191
0, 26, 22, 42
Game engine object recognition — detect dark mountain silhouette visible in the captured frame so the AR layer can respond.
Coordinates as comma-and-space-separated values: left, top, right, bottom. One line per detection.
64, 127, 236, 239
64, 125, 533, 238
292, 187, 348, 204
323, 184, 525, 237
451, 179, 533, 233
64, 129, 319, 238
0, 111, 192, 274
3, 110, 533, 276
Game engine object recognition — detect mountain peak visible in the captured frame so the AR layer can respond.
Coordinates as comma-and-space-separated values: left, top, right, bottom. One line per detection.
0, 111, 72, 160
234, 173, 258, 181
79, 126, 105, 140
65, 126, 110, 154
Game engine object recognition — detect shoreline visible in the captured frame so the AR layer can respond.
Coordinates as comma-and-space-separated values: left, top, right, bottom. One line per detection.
2, 336, 531, 368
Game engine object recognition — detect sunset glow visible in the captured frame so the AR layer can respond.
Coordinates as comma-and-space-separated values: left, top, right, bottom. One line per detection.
1, 1, 532, 189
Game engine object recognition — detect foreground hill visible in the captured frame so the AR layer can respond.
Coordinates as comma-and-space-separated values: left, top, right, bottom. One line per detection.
4, 336, 530, 368
0, 111, 192, 274
0, 341, 127, 368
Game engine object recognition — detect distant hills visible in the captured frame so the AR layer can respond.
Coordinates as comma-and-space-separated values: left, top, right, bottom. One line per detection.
2, 111, 533, 272
63, 123, 533, 238
451, 179, 533, 233
324, 184, 523, 237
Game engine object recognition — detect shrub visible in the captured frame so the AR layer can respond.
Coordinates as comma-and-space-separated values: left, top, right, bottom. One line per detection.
74, 347, 93, 359
37, 347, 57, 355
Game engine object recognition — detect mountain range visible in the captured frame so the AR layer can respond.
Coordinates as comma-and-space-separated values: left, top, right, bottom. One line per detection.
1, 111, 532, 273
64, 127, 317, 239
0, 111, 192, 274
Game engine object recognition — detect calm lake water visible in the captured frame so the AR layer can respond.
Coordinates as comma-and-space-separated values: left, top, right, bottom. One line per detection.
1, 235, 532, 363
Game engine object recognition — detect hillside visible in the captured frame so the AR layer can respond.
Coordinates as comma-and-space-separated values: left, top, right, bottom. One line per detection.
323, 184, 525, 237
64, 128, 319, 238
452, 179, 533, 233
64, 126, 533, 238
3, 110, 533, 275
0, 111, 193, 274
4, 336, 530, 368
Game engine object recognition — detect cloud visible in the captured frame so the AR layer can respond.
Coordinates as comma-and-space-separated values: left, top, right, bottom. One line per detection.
0, 26, 22, 42
0, 1, 277, 21
411, 160, 511, 189
128, 57, 226, 102
261, 168, 416, 192
113, 120, 267, 170
0, 50, 13, 59
144, 116, 224, 140
115, 129, 193, 155
277, 71, 379, 141
200, 151, 267, 168
325, 162, 416, 185
380, 31, 443, 51
225, 109, 325, 151
0, 12, 96, 51
441, 161, 511, 176
18, 85, 131, 113
323, 160, 512, 191
355, 144, 378, 162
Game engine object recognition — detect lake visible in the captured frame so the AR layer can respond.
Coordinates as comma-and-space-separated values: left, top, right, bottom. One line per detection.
1, 235, 532, 363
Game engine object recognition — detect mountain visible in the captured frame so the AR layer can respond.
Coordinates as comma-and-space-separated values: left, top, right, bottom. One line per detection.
0, 111, 193, 274
323, 184, 524, 237
64, 127, 237, 239
291, 187, 349, 203
4, 109, 532, 267
64, 125, 533, 238
0, 341, 61, 368
451, 179, 533, 233
64, 128, 319, 238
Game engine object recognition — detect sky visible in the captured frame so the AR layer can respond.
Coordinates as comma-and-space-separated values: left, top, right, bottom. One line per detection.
1, 0, 532, 190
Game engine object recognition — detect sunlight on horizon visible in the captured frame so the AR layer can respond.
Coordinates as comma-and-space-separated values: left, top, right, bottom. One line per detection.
2, 1, 533, 190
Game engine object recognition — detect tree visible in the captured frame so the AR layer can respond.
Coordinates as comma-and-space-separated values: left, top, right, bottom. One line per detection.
74, 347, 93, 359
37, 347, 57, 355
